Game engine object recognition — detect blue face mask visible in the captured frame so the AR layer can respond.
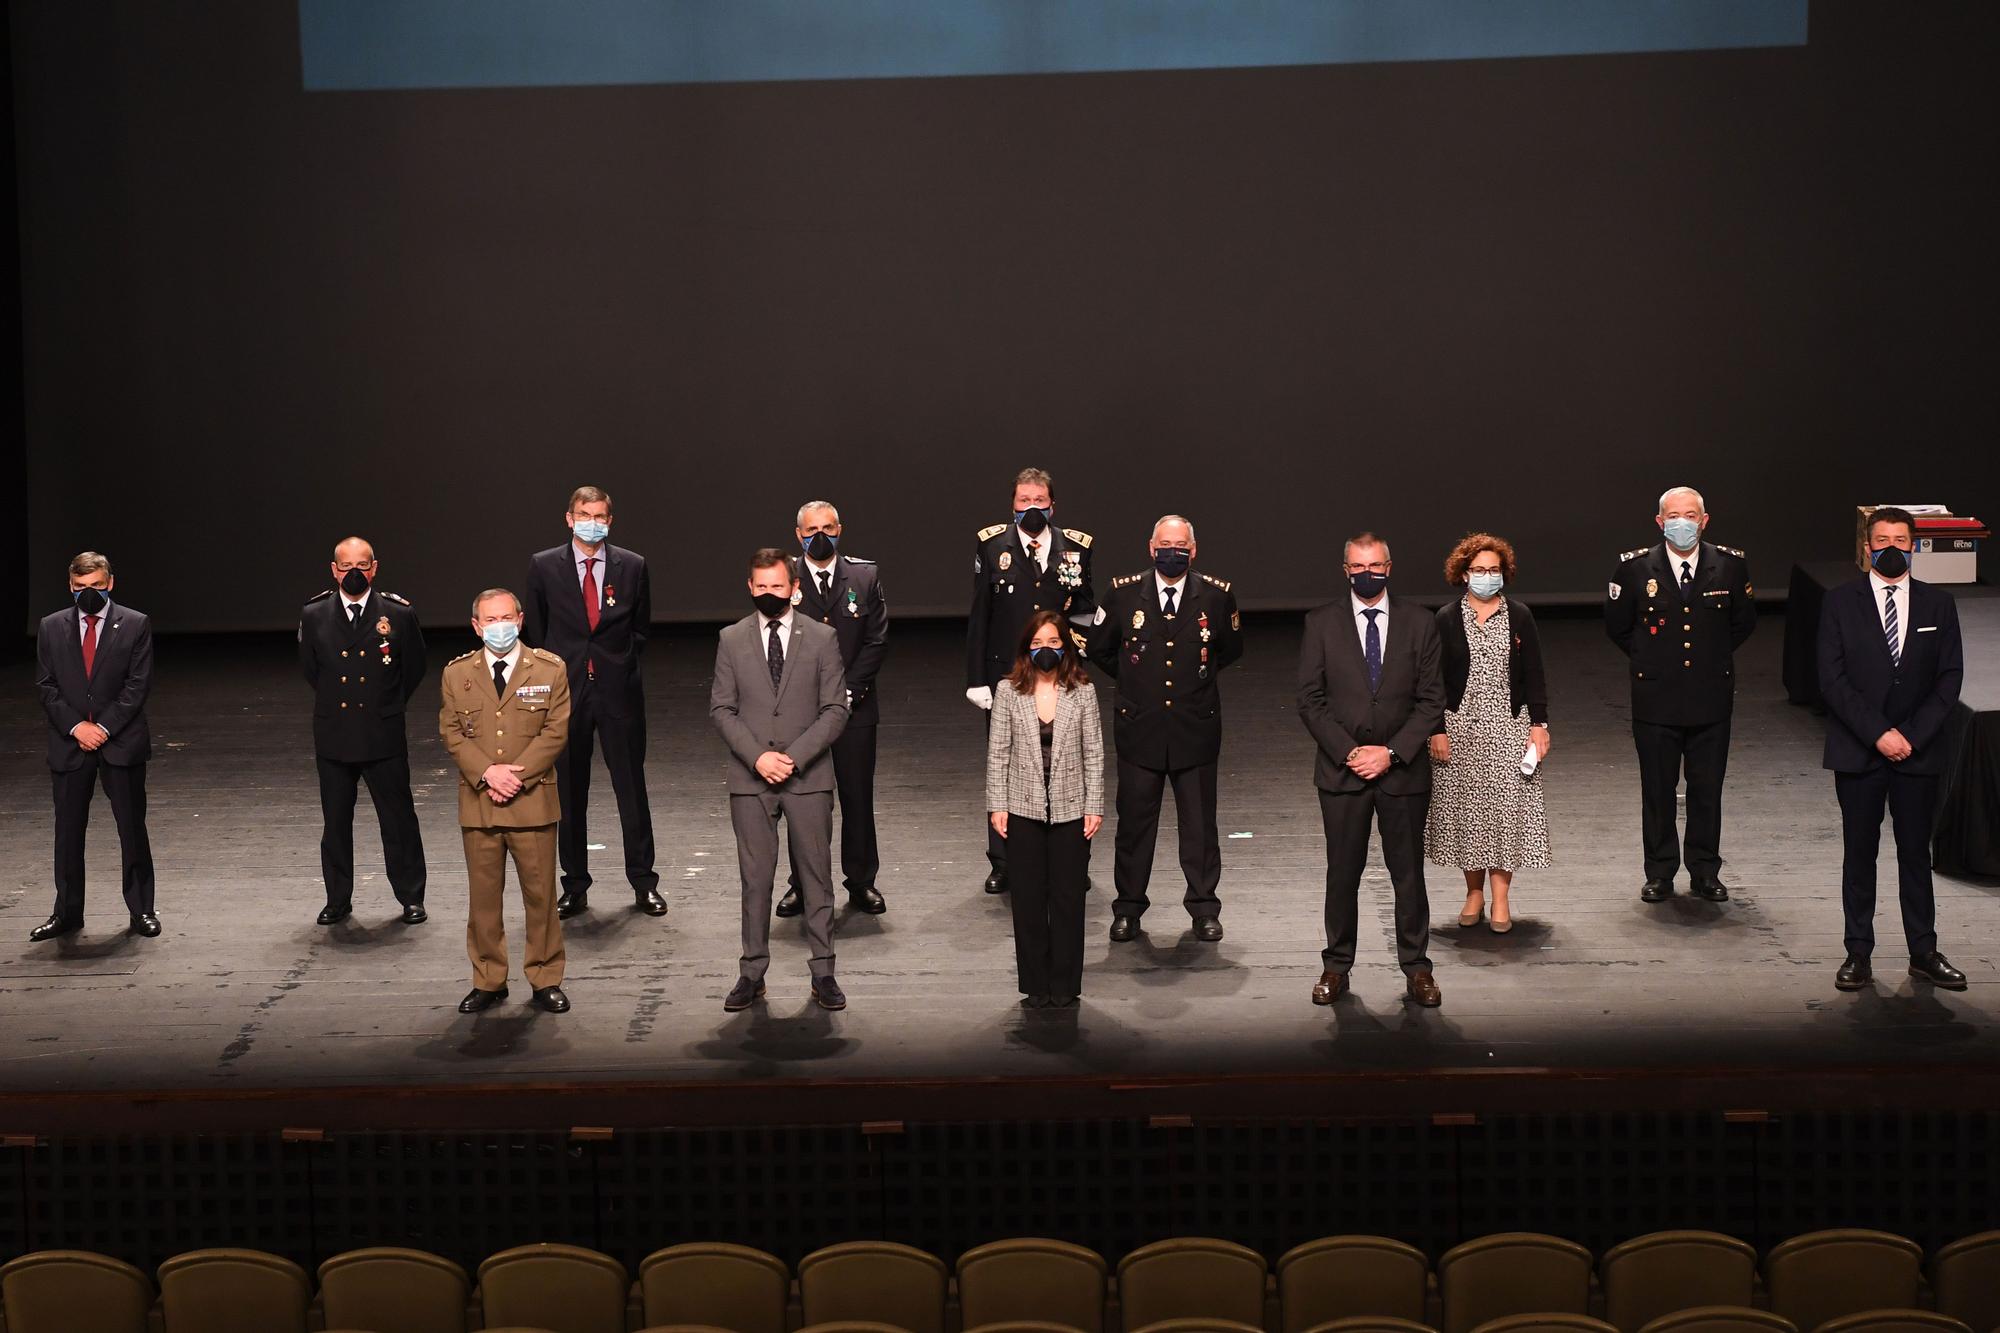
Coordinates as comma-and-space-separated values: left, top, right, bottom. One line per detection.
804, 532, 838, 562
1015, 506, 1051, 536
481, 621, 520, 654
1468, 571, 1505, 599
572, 518, 609, 545
1662, 517, 1701, 551
1030, 645, 1064, 673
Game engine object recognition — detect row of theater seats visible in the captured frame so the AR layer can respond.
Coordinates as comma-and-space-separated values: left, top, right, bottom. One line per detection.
1, 1228, 1997, 1333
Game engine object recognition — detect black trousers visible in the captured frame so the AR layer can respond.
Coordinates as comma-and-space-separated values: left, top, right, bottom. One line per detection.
1836, 766, 1940, 959
317, 752, 426, 910
791, 721, 879, 893
1112, 757, 1221, 920
51, 755, 155, 922
555, 679, 658, 895
1632, 716, 1732, 881
1007, 815, 1089, 997
1318, 787, 1432, 973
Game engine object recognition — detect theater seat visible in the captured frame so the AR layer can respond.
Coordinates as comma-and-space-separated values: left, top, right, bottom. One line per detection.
1600, 1232, 1758, 1332
156, 1247, 311, 1333
1438, 1236, 1594, 1333
1809, 1313, 1973, 1333
474, 1243, 630, 1333
0, 1249, 155, 1333
318, 1245, 471, 1333
1116, 1238, 1269, 1333
1468, 1316, 1616, 1333
1298, 1318, 1439, 1333
1636, 1306, 1797, 1333
1929, 1233, 2000, 1333
1127, 1320, 1266, 1333
957, 1238, 1110, 1333
1763, 1232, 1923, 1333
638, 1243, 791, 1333
798, 1241, 949, 1333
1278, 1236, 1431, 1331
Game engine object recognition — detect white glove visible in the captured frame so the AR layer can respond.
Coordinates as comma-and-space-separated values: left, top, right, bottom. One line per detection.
966, 685, 994, 711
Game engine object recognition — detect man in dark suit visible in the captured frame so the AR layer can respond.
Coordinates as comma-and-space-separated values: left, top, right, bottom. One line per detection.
1087, 515, 1243, 944
711, 549, 851, 1013
1818, 506, 1967, 992
298, 536, 429, 926
778, 500, 890, 918
965, 467, 1097, 893
1296, 533, 1445, 1007
1604, 486, 1756, 904
523, 485, 665, 919
31, 550, 160, 941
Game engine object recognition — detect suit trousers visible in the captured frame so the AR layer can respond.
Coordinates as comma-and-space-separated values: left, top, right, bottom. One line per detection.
1008, 815, 1089, 997
317, 753, 426, 910
791, 721, 879, 893
51, 755, 155, 922
1632, 716, 1731, 881
461, 824, 564, 992
554, 678, 658, 895
1836, 767, 1940, 959
734, 788, 837, 981
1111, 757, 1221, 920
1318, 786, 1433, 973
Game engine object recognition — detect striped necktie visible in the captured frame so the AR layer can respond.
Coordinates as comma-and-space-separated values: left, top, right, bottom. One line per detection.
1882, 584, 1900, 667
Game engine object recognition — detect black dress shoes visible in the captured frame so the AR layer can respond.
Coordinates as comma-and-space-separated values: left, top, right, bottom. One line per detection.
28, 916, 81, 943
1835, 955, 1873, 991
723, 977, 766, 1012
1020, 994, 1048, 1009
400, 904, 428, 925
458, 986, 508, 1014
850, 886, 886, 914
532, 985, 571, 1013
775, 885, 803, 918
1192, 916, 1224, 943
1108, 916, 1139, 944
556, 889, 589, 919
983, 870, 1008, 894
635, 887, 668, 916
317, 904, 352, 926
1691, 878, 1730, 902
812, 974, 848, 1010
1047, 993, 1079, 1009
1640, 878, 1672, 903
1910, 952, 1968, 990
129, 913, 161, 937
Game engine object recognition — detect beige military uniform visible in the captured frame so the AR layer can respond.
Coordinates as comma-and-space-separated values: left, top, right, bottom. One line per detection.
439, 644, 572, 992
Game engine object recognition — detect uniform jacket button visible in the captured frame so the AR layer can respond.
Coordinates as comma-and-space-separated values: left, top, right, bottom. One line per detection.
340, 701, 348, 708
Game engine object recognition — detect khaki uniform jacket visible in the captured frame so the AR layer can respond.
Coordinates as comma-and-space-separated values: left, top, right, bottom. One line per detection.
439, 646, 572, 828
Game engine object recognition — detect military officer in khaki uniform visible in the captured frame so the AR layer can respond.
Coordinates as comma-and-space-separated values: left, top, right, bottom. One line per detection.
440, 587, 573, 1014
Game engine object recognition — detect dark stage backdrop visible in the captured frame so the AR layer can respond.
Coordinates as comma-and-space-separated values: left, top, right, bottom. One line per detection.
11, 2, 1998, 632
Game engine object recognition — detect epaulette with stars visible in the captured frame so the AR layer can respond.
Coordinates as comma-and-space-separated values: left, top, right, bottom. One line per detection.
529, 647, 564, 665
1619, 546, 1651, 563
1111, 572, 1146, 589
1198, 572, 1232, 592
1060, 527, 1093, 548
1716, 545, 1747, 559
841, 555, 876, 565
977, 523, 1009, 542
447, 649, 481, 666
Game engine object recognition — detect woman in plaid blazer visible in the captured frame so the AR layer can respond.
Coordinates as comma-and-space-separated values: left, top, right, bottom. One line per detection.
987, 610, 1106, 1008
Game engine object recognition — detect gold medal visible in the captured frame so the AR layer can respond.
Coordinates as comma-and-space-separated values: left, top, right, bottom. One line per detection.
1132, 608, 1145, 630
1645, 578, 1658, 597
375, 616, 392, 637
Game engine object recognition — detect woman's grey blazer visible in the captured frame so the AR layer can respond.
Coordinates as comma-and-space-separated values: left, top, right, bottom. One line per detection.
985, 677, 1106, 823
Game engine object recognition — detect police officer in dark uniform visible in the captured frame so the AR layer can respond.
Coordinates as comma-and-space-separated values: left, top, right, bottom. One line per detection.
1604, 487, 1756, 903
966, 467, 1097, 893
777, 499, 891, 918
299, 536, 429, 926
1088, 515, 1243, 943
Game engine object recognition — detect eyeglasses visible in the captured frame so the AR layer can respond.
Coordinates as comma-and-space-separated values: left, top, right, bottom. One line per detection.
1344, 561, 1389, 574
333, 561, 376, 572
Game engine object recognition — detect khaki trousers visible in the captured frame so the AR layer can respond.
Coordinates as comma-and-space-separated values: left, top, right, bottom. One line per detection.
462, 824, 564, 991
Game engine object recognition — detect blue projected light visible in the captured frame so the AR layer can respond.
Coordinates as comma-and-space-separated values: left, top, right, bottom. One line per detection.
298, 0, 1808, 92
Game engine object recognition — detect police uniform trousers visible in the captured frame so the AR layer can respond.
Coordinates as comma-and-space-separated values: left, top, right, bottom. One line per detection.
1836, 767, 1939, 959
790, 720, 879, 895
1632, 716, 1730, 881
317, 753, 425, 911
462, 823, 564, 991
1111, 757, 1221, 921
52, 754, 155, 922
553, 676, 658, 896
1318, 787, 1432, 974
734, 788, 837, 982
1008, 815, 1088, 997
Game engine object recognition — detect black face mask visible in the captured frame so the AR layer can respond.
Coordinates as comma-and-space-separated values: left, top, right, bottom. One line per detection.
1153, 548, 1191, 579
752, 592, 791, 619
1349, 570, 1389, 601
1030, 646, 1064, 673
73, 587, 108, 615
340, 567, 371, 597
1016, 506, 1050, 536
803, 532, 837, 562
1871, 545, 1910, 579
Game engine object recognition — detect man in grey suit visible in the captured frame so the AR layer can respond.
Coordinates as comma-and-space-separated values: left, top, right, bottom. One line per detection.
1297, 532, 1446, 1008
711, 548, 852, 1012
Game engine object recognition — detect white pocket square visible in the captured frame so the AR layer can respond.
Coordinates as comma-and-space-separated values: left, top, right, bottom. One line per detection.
1916, 625, 1938, 633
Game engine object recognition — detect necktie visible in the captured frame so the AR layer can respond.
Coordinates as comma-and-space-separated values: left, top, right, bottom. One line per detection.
1679, 560, 1693, 596
582, 558, 601, 630
819, 570, 832, 600
81, 614, 99, 677
1162, 586, 1178, 617
768, 620, 785, 691
1027, 538, 1042, 572
1362, 608, 1383, 693
492, 658, 508, 698
349, 603, 362, 627
1883, 585, 1901, 667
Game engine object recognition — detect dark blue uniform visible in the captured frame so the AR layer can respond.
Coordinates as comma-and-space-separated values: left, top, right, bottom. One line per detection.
790, 553, 890, 902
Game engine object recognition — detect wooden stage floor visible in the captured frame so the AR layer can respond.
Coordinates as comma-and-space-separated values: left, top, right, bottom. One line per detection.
2, 612, 1996, 1131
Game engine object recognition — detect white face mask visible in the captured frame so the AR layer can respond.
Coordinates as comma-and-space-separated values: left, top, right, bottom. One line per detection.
1662, 517, 1701, 551
1468, 571, 1504, 599
572, 518, 609, 545
481, 621, 520, 653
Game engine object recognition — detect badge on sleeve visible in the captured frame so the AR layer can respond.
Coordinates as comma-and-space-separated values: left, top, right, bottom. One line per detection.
1608, 582, 1622, 600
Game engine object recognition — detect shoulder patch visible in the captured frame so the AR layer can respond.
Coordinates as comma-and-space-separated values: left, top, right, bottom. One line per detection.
304, 589, 334, 604
529, 647, 564, 665
1111, 572, 1145, 588
1061, 527, 1093, 548
447, 649, 481, 665
1619, 546, 1651, 563
379, 591, 411, 606
1716, 545, 1746, 559
840, 554, 876, 566
977, 524, 1009, 542
1198, 572, 1232, 592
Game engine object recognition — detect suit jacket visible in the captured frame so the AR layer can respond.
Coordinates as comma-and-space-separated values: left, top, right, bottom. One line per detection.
523, 541, 650, 718
1296, 595, 1444, 796
37, 599, 154, 771
1604, 540, 1756, 725
1087, 570, 1244, 770
793, 553, 889, 725
438, 646, 572, 828
986, 677, 1106, 823
1818, 575, 1964, 776
709, 614, 850, 797
966, 522, 1097, 687
298, 587, 429, 763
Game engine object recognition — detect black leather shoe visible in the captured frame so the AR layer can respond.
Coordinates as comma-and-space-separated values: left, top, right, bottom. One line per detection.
458, 986, 508, 1013
129, 912, 161, 937
1640, 878, 1672, 903
1108, 916, 1139, 943
556, 889, 589, 919
28, 916, 81, 943
850, 886, 886, 914
812, 974, 848, 1010
775, 885, 803, 918
984, 869, 1008, 894
1192, 916, 1224, 943
634, 887, 668, 916
317, 904, 352, 926
400, 904, 428, 925
1691, 877, 1730, 902
532, 985, 571, 1013
1020, 994, 1048, 1009
1910, 952, 1968, 990
723, 977, 765, 1012
1835, 955, 1873, 991
1048, 993, 1079, 1008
